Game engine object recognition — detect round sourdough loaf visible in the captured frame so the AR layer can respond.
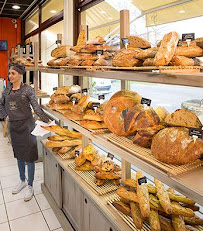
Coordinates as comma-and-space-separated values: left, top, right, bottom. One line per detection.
151, 127, 203, 165
103, 90, 142, 136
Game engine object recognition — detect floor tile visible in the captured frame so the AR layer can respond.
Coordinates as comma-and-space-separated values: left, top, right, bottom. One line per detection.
0, 174, 20, 189
10, 212, 49, 231
33, 180, 43, 195
0, 189, 3, 205
0, 222, 10, 231
35, 193, 50, 211
35, 162, 43, 170
0, 204, 8, 224
34, 168, 44, 181
0, 152, 14, 160
0, 165, 18, 178
6, 197, 40, 220
3, 186, 27, 203
42, 208, 61, 230
0, 158, 17, 168
54, 228, 64, 231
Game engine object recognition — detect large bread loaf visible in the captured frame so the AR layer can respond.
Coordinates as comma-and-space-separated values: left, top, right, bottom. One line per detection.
175, 46, 203, 57
127, 36, 151, 49
51, 45, 72, 58
155, 32, 179, 66
151, 127, 203, 165
170, 56, 201, 66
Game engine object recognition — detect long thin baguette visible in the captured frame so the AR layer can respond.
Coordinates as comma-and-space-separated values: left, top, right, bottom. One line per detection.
116, 187, 138, 203
172, 215, 186, 231
154, 179, 173, 214
160, 216, 175, 231
185, 225, 198, 231
168, 193, 195, 206
184, 215, 203, 225
45, 139, 82, 148
48, 135, 75, 141
149, 209, 161, 231
136, 171, 150, 218
130, 202, 143, 229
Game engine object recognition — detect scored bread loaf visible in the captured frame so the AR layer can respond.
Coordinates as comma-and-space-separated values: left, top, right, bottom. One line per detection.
164, 109, 202, 128
51, 45, 72, 58
151, 127, 203, 165
93, 58, 112, 66
64, 110, 85, 121
50, 94, 70, 104
143, 58, 155, 66
112, 48, 142, 67
68, 59, 82, 66
155, 32, 179, 66
45, 139, 82, 148
134, 48, 158, 60
79, 120, 107, 130
83, 109, 103, 121
127, 36, 151, 49
175, 46, 203, 57
133, 133, 152, 148
170, 56, 201, 66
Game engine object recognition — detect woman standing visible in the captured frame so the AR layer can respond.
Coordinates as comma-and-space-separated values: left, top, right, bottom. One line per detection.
0, 63, 49, 201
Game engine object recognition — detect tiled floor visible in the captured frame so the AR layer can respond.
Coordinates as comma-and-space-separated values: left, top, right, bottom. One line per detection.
0, 123, 64, 231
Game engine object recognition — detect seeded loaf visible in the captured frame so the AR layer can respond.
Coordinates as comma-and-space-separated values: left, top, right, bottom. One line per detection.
151, 127, 203, 165
164, 109, 202, 128
127, 36, 151, 49
155, 32, 179, 66
175, 46, 203, 57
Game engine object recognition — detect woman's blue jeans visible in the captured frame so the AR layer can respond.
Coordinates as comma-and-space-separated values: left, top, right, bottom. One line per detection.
17, 160, 35, 186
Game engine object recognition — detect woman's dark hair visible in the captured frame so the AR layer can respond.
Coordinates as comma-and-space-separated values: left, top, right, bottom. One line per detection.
9, 62, 25, 75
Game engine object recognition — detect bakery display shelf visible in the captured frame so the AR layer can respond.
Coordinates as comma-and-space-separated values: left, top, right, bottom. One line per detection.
106, 194, 203, 231
69, 162, 118, 196
104, 133, 203, 177
25, 66, 203, 87
42, 104, 203, 206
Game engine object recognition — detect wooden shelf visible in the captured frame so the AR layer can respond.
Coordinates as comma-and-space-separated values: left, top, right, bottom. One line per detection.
42, 105, 203, 206
25, 66, 203, 87
36, 94, 50, 99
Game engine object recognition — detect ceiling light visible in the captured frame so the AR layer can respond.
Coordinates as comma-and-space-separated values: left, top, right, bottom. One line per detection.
50, 10, 56, 13
12, 5, 20, 9
179, 10, 185, 13
100, 10, 106, 14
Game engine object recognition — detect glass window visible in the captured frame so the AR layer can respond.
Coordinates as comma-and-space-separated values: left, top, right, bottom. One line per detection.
41, 21, 64, 101
25, 10, 39, 35
42, 0, 64, 23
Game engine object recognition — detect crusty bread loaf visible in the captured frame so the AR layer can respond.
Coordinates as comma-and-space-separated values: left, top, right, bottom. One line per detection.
81, 60, 95, 66
71, 94, 90, 114
83, 109, 103, 121
47, 58, 57, 66
151, 127, 203, 165
112, 201, 131, 216
95, 171, 121, 180
154, 107, 169, 123
178, 40, 196, 47
51, 45, 72, 58
70, 46, 83, 53
70, 53, 98, 61
133, 133, 152, 148
50, 94, 70, 104
175, 46, 203, 57
58, 147, 72, 154
80, 120, 107, 130
135, 48, 158, 60
45, 139, 82, 148
103, 90, 142, 136
155, 32, 179, 66
143, 58, 155, 66
49, 102, 73, 110
93, 58, 112, 66
112, 48, 142, 67
195, 37, 203, 48
170, 56, 201, 66
54, 86, 69, 95
48, 135, 74, 141
80, 44, 116, 53
164, 109, 202, 128
64, 110, 85, 121
127, 36, 151, 49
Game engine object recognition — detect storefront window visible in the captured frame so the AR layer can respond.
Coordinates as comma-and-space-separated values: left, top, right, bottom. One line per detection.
42, 0, 63, 23
25, 10, 39, 35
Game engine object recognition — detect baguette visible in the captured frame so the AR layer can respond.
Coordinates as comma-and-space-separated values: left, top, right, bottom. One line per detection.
116, 187, 138, 203
160, 216, 175, 231
171, 202, 194, 217
168, 192, 195, 206
79, 120, 107, 130
52, 147, 61, 153
48, 135, 74, 141
184, 215, 203, 225
136, 171, 150, 217
130, 202, 143, 229
58, 146, 72, 154
112, 201, 131, 216
172, 215, 186, 231
95, 171, 121, 180
45, 139, 82, 148
181, 203, 199, 211
175, 46, 203, 57
149, 209, 161, 231
185, 226, 198, 231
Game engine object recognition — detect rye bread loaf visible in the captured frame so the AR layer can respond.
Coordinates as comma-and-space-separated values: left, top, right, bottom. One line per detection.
151, 127, 203, 165
127, 36, 151, 49
164, 109, 202, 128
155, 32, 179, 66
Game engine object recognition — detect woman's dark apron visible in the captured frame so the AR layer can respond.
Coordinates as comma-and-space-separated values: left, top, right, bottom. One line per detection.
5, 85, 38, 162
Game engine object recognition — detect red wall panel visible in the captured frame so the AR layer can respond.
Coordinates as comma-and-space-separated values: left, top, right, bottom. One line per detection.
0, 18, 21, 80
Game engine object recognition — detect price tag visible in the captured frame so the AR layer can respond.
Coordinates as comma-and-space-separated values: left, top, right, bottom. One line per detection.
53, 87, 57, 91
121, 38, 129, 50
96, 50, 104, 55
141, 97, 151, 106
138, 176, 147, 185
182, 33, 195, 41
98, 95, 105, 100
82, 88, 88, 94
71, 97, 77, 105
189, 128, 202, 139
75, 150, 80, 156
107, 153, 114, 160
56, 40, 61, 45
63, 126, 69, 129
92, 102, 100, 108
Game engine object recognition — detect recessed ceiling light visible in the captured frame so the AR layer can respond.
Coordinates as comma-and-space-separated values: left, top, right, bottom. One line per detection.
50, 10, 56, 13
100, 10, 106, 14
179, 10, 185, 13
12, 5, 20, 9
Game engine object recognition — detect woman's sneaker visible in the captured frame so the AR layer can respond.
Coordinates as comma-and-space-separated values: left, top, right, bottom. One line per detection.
24, 185, 34, 202
12, 181, 26, 194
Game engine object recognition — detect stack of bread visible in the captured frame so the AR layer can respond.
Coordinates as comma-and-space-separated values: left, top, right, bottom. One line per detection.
48, 84, 108, 130
75, 144, 121, 186
151, 109, 203, 165
113, 170, 202, 231
134, 32, 203, 67
48, 31, 117, 67
14, 57, 43, 66
103, 90, 168, 148
42, 125, 82, 159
